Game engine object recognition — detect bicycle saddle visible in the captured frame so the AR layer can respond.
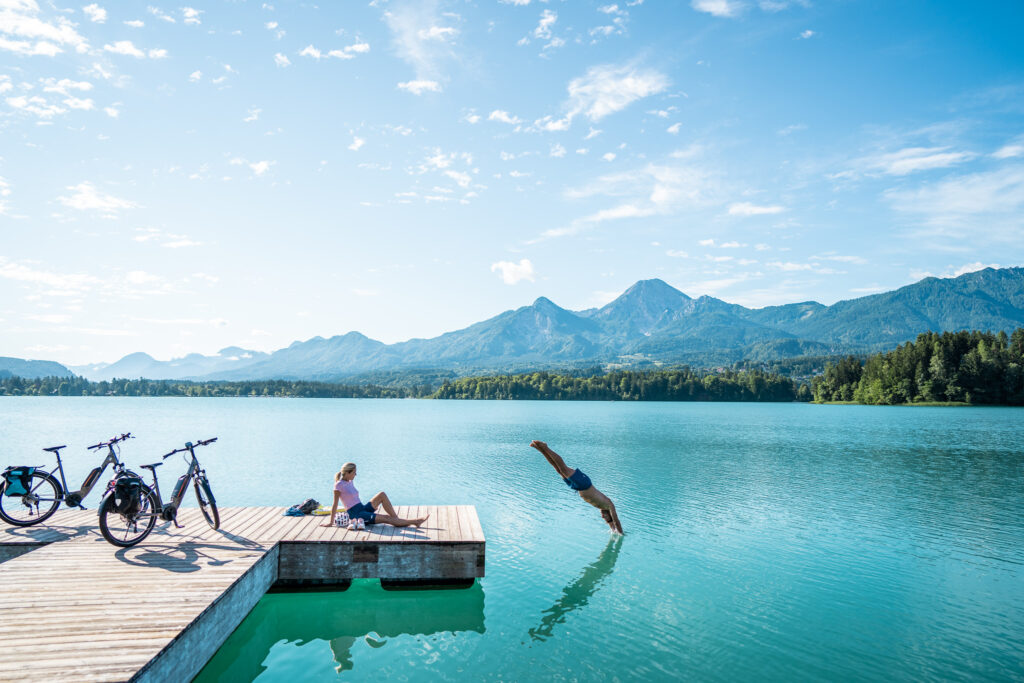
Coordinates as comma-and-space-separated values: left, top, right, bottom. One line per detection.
140, 462, 163, 470
43, 445, 66, 452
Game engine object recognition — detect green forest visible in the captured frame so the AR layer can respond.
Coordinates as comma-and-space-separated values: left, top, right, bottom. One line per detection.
0, 368, 808, 402
812, 329, 1024, 405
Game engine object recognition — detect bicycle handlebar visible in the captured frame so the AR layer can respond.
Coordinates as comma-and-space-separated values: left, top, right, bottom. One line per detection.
86, 432, 133, 450
162, 437, 218, 459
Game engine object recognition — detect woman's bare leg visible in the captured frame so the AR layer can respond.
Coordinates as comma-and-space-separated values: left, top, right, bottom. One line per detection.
374, 512, 429, 528
530, 440, 574, 478
370, 491, 397, 517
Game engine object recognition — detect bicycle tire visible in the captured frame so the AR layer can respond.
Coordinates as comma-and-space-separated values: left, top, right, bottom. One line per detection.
195, 477, 219, 530
0, 471, 62, 526
98, 486, 159, 547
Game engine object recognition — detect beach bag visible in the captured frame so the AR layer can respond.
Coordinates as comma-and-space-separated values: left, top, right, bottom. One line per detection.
297, 498, 319, 514
3, 467, 35, 497
112, 474, 144, 515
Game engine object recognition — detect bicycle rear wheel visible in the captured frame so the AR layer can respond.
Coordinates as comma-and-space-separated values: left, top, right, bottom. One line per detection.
98, 486, 159, 547
0, 472, 61, 526
195, 477, 219, 530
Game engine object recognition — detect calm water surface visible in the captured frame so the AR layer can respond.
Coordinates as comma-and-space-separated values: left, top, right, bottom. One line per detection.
1, 398, 1022, 681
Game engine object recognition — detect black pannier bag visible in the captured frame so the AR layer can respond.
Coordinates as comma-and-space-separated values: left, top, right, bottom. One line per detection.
3, 467, 36, 497
113, 474, 144, 515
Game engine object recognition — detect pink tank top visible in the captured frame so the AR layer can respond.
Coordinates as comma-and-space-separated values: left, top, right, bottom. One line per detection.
334, 479, 361, 509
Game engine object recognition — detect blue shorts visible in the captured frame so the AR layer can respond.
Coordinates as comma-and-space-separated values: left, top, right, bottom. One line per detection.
563, 468, 593, 492
346, 501, 377, 524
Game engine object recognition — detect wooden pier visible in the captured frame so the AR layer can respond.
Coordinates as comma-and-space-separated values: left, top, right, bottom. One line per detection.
0, 505, 485, 683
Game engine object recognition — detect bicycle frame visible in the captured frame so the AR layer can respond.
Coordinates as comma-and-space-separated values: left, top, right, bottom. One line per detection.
144, 441, 212, 524
26, 437, 129, 509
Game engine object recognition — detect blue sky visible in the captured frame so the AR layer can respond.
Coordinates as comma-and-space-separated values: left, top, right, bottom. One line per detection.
1, 0, 1023, 365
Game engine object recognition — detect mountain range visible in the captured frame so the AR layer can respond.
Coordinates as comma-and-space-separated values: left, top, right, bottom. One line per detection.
48, 266, 1024, 382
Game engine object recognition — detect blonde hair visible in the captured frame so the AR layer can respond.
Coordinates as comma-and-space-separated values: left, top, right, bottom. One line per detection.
335, 462, 357, 482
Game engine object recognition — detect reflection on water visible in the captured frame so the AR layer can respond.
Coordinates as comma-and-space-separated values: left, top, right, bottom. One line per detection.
528, 535, 622, 642
196, 580, 485, 681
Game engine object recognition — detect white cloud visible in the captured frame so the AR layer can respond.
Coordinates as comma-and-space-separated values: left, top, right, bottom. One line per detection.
348, 136, 365, 151
384, 3, 458, 88
550, 143, 566, 158
602, 152, 616, 161
699, 238, 715, 246
274, 52, 290, 67
418, 25, 457, 40
7, 94, 65, 118
538, 62, 668, 130
720, 241, 747, 248
0, 0, 89, 56
857, 146, 975, 176
57, 182, 136, 212
83, 4, 106, 23
63, 96, 93, 110
666, 249, 688, 258
124, 19, 143, 27
249, 160, 273, 176
533, 9, 556, 39
993, 143, 1024, 159
162, 239, 202, 248
886, 165, 1024, 240
501, 0, 532, 4
691, 0, 743, 18
244, 107, 261, 122
104, 105, 118, 117
728, 202, 785, 216
491, 258, 535, 285
299, 44, 321, 60
189, 70, 202, 82
667, 122, 681, 134
488, 109, 522, 125
445, 169, 471, 187
147, 6, 175, 23
397, 79, 441, 95
798, 29, 814, 39
182, 7, 202, 25
103, 40, 167, 58
0, 258, 100, 294
40, 77, 92, 95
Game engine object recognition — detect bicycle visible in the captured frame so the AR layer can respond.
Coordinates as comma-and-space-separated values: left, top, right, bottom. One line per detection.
0, 433, 136, 527
98, 437, 220, 547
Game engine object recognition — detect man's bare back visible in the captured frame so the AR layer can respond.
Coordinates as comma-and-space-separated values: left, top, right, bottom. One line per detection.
530, 440, 623, 534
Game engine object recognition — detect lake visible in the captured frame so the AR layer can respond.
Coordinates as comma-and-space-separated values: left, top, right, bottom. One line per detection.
1, 398, 1022, 681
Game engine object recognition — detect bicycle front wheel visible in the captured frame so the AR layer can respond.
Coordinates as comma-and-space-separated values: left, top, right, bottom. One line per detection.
0, 472, 61, 526
195, 477, 219, 530
98, 486, 159, 547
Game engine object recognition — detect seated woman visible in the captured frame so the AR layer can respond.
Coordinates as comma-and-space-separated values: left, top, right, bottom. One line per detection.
321, 462, 429, 528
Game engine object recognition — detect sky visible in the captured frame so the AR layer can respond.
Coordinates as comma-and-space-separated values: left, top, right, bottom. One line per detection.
1, 0, 1023, 366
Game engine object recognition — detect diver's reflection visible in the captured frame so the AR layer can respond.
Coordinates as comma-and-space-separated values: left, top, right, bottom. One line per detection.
198, 581, 486, 680
528, 535, 623, 642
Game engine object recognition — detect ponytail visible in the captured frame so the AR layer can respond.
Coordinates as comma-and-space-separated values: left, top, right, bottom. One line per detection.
335, 462, 357, 482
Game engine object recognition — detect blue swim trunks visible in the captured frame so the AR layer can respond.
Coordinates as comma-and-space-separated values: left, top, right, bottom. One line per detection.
563, 468, 593, 492
346, 501, 377, 524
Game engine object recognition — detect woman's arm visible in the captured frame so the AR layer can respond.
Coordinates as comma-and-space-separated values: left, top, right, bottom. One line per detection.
320, 489, 341, 527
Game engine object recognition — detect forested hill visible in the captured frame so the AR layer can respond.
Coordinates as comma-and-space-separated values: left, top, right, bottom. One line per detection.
813, 329, 1024, 405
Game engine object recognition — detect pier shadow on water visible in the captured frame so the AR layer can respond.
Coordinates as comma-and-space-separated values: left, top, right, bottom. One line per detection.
527, 535, 623, 643
195, 580, 485, 681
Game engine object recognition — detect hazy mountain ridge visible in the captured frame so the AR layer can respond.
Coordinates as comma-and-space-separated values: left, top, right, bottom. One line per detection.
22, 266, 1024, 382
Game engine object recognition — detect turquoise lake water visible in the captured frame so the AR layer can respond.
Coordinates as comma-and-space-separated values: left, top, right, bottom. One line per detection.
1, 398, 1022, 681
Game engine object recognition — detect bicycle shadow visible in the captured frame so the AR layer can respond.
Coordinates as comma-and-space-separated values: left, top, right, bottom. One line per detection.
0, 522, 94, 542
114, 540, 267, 573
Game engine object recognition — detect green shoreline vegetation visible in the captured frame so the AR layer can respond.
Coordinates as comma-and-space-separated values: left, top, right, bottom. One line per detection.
2, 329, 1021, 405
0, 368, 810, 402
812, 329, 1024, 406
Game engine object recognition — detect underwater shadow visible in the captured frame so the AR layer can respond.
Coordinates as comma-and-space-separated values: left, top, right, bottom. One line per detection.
196, 580, 486, 680
528, 534, 623, 642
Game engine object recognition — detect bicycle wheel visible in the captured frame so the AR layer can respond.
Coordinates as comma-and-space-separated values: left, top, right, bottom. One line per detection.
98, 486, 159, 547
0, 471, 62, 526
194, 477, 219, 530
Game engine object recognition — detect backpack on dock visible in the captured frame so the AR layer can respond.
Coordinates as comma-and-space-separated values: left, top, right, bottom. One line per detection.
284, 498, 320, 516
2, 467, 35, 497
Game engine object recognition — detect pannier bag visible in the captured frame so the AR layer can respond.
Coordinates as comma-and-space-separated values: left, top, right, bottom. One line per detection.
3, 467, 36, 497
113, 475, 144, 515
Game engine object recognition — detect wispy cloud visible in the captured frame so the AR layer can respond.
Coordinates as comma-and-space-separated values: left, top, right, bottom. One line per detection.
57, 182, 136, 213
535, 62, 669, 131
398, 79, 441, 95
728, 202, 784, 216
384, 1, 458, 91
0, 1, 90, 56
83, 4, 106, 23
691, 0, 743, 18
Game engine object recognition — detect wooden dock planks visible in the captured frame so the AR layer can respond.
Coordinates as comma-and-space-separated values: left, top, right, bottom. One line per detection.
0, 505, 485, 683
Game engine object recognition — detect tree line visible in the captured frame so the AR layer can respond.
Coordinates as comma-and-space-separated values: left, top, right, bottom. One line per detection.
812, 329, 1024, 405
0, 368, 810, 402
